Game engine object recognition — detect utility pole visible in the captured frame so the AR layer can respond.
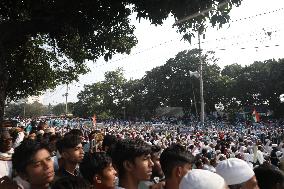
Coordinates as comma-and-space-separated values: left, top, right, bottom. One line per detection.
174, 1, 229, 126
198, 29, 205, 126
64, 84, 68, 115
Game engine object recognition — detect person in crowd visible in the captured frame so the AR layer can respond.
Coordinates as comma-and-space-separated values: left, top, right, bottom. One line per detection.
216, 158, 259, 189
0, 130, 14, 178
12, 139, 55, 189
150, 145, 164, 182
56, 134, 84, 177
138, 145, 165, 189
270, 144, 280, 167
179, 169, 228, 189
80, 152, 117, 189
51, 176, 90, 189
111, 138, 154, 189
160, 143, 194, 189
254, 164, 284, 189
102, 134, 118, 155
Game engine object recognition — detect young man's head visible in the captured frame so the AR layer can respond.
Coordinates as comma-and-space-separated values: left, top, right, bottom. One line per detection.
160, 144, 194, 183
0, 131, 13, 153
216, 158, 259, 189
111, 138, 153, 182
102, 134, 117, 154
57, 134, 84, 164
254, 164, 283, 189
80, 152, 117, 189
151, 145, 164, 179
12, 139, 54, 188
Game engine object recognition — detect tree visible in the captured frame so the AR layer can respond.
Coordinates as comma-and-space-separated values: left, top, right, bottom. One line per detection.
0, 0, 243, 121
76, 69, 127, 119
142, 49, 221, 117
51, 102, 75, 116
5, 101, 48, 118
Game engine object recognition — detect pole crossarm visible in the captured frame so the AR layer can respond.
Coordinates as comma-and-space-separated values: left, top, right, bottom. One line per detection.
174, 1, 229, 25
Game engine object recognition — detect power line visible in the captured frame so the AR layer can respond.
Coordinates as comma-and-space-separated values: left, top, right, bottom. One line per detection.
93, 8, 284, 69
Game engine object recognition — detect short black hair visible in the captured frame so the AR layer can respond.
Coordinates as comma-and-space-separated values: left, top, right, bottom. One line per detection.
151, 145, 162, 154
111, 138, 151, 178
56, 134, 82, 153
160, 143, 194, 179
80, 152, 112, 183
65, 129, 84, 137
12, 139, 50, 174
102, 134, 117, 150
51, 176, 90, 189
254, 164, 284, 189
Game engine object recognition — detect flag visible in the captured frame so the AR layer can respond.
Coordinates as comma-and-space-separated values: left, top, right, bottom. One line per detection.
92, 114, 97, 128
252, 108, 260, 122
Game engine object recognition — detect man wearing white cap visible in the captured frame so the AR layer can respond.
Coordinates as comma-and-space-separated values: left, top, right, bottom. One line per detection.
216, 158, 259, 189
179, 169, 228, 189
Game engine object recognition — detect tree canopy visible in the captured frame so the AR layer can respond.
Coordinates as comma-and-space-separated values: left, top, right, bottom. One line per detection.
74, 49, 284, 120
0, 0, 243, 121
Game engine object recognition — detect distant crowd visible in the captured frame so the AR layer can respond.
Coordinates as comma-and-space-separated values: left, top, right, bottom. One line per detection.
0, 117, 283, 189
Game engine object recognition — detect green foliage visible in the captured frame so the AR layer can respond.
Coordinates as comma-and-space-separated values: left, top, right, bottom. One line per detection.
75, 53, 284, 120
5, 101, 49, 118
76, 68, 127, 119
0, 0, 244, 121
52, 102, 75, 116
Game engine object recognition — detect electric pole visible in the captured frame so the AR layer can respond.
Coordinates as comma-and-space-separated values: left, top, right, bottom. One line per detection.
64, 84, 68, 115
198, 29, 205, 126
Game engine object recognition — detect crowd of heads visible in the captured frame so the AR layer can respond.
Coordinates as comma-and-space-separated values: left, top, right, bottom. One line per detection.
0, 118, 284, 189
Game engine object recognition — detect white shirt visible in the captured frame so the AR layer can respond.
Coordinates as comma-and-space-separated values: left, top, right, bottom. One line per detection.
0, 160, 12, 178
14, 176, 30, 189
13, 131, 25, 148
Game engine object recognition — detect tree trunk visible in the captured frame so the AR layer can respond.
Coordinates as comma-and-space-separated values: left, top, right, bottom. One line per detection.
0, 42, 8, 123
0, 82, 7, 122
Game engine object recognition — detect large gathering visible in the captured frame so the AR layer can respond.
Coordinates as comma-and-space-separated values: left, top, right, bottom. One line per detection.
0, 118, 284, 189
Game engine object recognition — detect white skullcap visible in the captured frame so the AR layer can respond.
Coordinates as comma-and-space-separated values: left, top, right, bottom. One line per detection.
276, 151, 282, 157
179, 169, 225, 189
216, 158, 254, 185
272, 144, 278, 148
36, 130, 44, 135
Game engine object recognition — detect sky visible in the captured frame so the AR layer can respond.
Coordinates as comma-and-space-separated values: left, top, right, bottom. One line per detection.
38, 0, 284, 105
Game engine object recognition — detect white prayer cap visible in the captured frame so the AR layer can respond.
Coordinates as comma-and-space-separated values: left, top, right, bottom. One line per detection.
276, 151, 282, 157
179, 169, 226, 189
216, 158, 254, 185
36, 130, 44, 135
272, 144, 278, 148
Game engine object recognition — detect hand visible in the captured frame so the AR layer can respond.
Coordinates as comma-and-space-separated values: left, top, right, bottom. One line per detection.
149, 181, 165, 189
0, 176, 21, 189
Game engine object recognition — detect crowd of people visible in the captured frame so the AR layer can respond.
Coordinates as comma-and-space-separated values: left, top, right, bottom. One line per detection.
0, 118, 284, 189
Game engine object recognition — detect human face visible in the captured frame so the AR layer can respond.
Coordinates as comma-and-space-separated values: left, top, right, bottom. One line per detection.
242, 176, 259, 189
151, 153, 164, 178
97, 163, 117, 189
29, 133, 36, 140
25, 149, 54, 187
0, 136, 12, 152
133, 154, 154, 181
64, 143, 84, 163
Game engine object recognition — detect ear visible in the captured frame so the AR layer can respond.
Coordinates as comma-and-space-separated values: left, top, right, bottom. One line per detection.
61, 151, 68, 159
175, 166, 183, 178
19, 172, 29, 182
93, 174, 102, 184
123, 160, 134, 171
